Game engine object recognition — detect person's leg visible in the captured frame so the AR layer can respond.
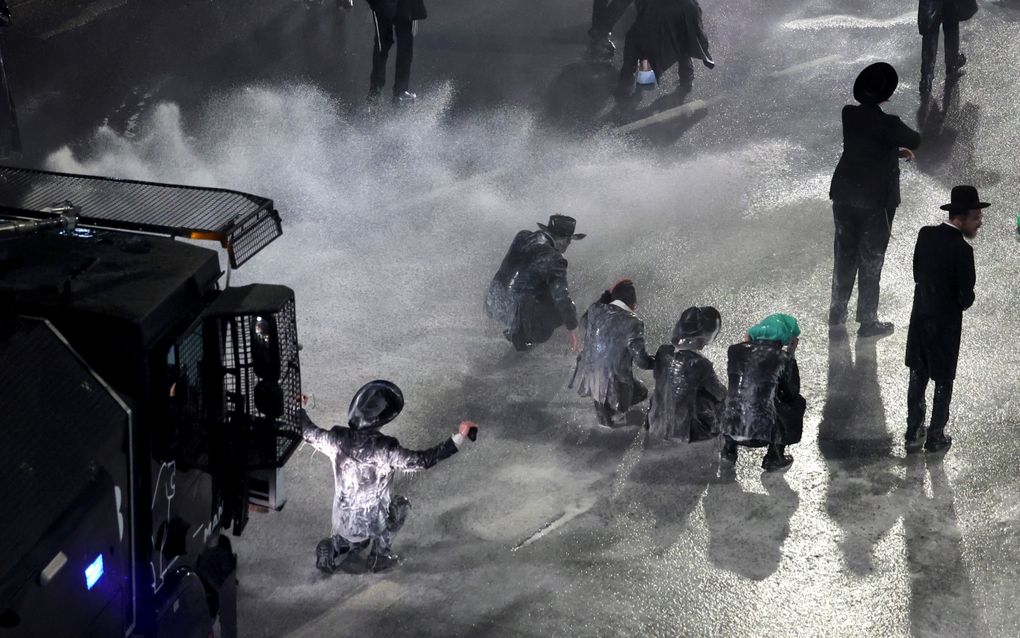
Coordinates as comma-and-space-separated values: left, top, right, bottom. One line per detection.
925, 379, 954, 452
370, 12, 396, 97
829, 203, 861, 325
676, 56, 694, 93
393, 19, 415, 98
720, 435, 738, 462
905, 367, 929, 448
762, 443, 793, 471
316, 534, 354, 573
920, 28, 939, 95
616, 34, 639, 96
856, 207, 894, 327
594, 400, 611, 426
368, 497, 411, 571
943, 20, 963, 74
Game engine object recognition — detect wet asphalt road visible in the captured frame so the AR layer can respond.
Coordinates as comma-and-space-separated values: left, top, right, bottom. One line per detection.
7, 0, 1020, 636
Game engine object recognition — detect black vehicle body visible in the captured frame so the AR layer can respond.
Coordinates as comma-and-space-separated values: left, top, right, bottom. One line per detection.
0, 167, 302, 638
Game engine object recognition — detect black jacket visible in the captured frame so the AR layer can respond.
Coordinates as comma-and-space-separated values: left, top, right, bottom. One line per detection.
721, 341, 805, 445
485, 229, 578, 339
905, 223, 975, 379
367, 0, 426, 22
919, 0, 978, 35
571, 300, 653, 411
829, 104, 921, 209
625, 0, 712, 76
646, 345, 726, 442
302, 420, 456, 541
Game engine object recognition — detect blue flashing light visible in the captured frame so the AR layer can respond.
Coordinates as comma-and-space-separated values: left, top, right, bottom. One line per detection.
85, 554, 104, 590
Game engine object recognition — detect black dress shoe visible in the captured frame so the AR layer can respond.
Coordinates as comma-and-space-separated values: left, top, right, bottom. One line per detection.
762, 453, 794, 472
947, 53, 967, 77
367, 552, 400, 573
858, 321, 894, 338
904, 426, 926, 452
924, 432, 952, 453
393, 91, 417, 105
720, 439, 738, 463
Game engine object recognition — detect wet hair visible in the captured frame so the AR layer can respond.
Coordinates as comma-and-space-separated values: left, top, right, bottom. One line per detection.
609, 279, 637, 309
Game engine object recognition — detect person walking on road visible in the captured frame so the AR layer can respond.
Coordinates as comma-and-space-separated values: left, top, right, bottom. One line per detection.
829, 62, 921, 338
904, 185, 985, 453
918, 0, 978, 96
364, 0, 426, 104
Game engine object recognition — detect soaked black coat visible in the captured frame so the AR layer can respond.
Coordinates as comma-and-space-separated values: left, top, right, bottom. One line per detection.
646, 345, 726, 442
571, 300, 653, 411
830, 104, 921, 209
485, 229, 578, 344
918, 0, 978, 35
905, 223, 975, 380
302, 422, 456, 541
721, 341, 806, 445
626, 0, 712, 77
367, 0, 427, 22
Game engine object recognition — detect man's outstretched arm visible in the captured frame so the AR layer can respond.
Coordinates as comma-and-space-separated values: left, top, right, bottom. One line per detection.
386, 421, 479, 471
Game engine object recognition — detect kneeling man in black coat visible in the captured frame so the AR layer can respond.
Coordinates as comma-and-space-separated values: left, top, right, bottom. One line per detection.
904, 185, 985, 453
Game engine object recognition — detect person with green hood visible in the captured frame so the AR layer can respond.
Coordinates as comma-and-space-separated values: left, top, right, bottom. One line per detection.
720, 314, 806, 472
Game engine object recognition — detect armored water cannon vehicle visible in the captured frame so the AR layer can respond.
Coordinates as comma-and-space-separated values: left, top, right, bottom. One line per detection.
0, 166, 303, 638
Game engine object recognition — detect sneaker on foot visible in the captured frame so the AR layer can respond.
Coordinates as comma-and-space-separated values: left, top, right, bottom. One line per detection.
393, 91, 417, 105
857, 321, 894, 338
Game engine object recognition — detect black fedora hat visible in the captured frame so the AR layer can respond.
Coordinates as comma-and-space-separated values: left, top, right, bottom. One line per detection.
538, 214, 586, 240
853, 62, 898, 105
672, 306, 722, 344
940, 185, 991, 213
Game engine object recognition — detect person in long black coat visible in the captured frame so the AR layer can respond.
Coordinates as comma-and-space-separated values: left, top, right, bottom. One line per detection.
904, 185, 985, 453
720, 314, 806, 472
0, 1, 20, 160
365, 0, 427, 104
299, 380, 478, 573
829, 63, 921, 338
485, 215, 585, 352
918, 0, 978, 96
570, 280, 654, 426
616, 0, 714, 97
646, 305, 726, 443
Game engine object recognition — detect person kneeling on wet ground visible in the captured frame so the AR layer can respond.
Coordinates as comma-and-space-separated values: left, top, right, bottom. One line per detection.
646, 306, 726, 443
616, 0, 714, 99
570, 279, 654, 426
298, 380, 478, 573
485, 214, 585, 352
720, 314, 806, 472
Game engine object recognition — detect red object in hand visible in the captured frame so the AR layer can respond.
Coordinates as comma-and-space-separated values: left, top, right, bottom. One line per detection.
459, 420, 479, 441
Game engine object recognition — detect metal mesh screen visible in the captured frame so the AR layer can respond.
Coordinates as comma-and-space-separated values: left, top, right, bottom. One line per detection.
0, 165, 282, 268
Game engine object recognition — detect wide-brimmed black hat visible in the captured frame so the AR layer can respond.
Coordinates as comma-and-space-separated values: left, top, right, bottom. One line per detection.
672, 306, 722, 344
348, 380, 404, 430
940, 185, 991, 213
537, 214, 586, 240
853, 62, 898, 105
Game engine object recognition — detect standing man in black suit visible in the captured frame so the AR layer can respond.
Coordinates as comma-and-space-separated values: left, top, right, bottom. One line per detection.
918, 0, 979, 96
904, 185, 986, 453
829, 63, 921, 338
365, 0, 427, 105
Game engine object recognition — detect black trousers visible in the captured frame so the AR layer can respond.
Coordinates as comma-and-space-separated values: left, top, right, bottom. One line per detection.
907, 368, 954, 436
370, 12, 414, 96
921, 19, 961, 82
591, 0, 633, 35
830, 203, 894, 324
593, 378, 648, 424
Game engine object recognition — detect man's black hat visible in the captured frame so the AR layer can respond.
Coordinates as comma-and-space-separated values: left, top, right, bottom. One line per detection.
538, 214, 586, 240
853, 62, 898, 105
348, 380, 404, 430
940, 185, 991, 213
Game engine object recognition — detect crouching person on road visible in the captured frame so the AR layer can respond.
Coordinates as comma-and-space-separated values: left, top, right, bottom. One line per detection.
299, 380, 478, 573
646, 306, 725, 443
720, 314, 806, 472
